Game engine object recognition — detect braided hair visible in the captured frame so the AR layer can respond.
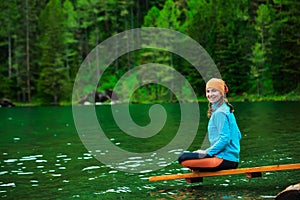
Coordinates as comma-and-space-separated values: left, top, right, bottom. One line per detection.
207, 96, 234, 118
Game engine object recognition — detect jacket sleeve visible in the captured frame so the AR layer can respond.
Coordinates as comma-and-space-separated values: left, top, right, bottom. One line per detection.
206, 112, 231, 156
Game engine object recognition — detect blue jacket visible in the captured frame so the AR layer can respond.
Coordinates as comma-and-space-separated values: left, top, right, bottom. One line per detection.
206, 102, 242, 162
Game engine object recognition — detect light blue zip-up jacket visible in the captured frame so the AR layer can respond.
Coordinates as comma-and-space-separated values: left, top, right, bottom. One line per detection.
206, 102, 242, 162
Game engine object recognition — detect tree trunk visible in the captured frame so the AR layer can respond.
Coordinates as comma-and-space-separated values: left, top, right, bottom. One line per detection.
26, 0, 31, 102
8, 34, 12, 78
261, 17, 265, 96
169, 53, 174, 103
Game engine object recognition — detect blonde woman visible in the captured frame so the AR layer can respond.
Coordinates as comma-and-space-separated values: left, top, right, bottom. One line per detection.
178, 78, 242, 171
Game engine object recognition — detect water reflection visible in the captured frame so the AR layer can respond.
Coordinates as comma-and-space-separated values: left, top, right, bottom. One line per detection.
0, 103, 299, 199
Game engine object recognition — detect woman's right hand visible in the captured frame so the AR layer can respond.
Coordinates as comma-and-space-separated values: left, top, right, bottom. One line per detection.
193, 149, 207, 154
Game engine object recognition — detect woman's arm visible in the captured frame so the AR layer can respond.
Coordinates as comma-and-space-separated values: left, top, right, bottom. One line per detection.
206, 112, 231, 156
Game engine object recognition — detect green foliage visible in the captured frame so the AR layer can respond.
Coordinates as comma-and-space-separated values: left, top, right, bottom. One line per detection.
62, 0, 78, 79
38, 0, 65, 69
271, 0, 300, 94
143, 6, 160, 26
98, 73, 118, 92
37, 68, 71, 104
0, 74, 13, 98
250, 3, 275, 96
156, 0, 181, 29
0, 0, 299, 105
188, 0, 252, 95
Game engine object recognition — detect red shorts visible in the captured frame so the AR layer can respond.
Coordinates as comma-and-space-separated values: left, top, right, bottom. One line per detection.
181, 157, 223, 169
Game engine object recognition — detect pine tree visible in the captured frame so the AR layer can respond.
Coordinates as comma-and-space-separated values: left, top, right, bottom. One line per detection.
251, 3, 275, 96
211, 0, 251, 95
271, 0, 300, 94
37, 0, 68, 103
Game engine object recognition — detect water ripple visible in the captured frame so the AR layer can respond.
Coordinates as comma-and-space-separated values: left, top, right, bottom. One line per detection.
0, 171, 8, 175
82, 166, 101, 171
0, 183, 15, 187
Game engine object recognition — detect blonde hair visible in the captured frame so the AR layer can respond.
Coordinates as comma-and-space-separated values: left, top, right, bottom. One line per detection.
207, 97, 234, 118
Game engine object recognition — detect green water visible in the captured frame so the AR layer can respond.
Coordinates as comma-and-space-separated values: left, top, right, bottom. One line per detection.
0, 102, 300, 199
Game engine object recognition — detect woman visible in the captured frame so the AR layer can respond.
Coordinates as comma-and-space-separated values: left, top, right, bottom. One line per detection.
178, 78, 242, 171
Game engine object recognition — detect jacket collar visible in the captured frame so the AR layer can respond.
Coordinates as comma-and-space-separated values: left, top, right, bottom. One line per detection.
212, 99, 224, 111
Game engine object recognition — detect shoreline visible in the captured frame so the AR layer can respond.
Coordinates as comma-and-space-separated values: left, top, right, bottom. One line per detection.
9, 94, 300, 107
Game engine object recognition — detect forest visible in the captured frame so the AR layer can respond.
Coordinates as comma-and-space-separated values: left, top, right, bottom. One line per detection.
0, 0, 299, 105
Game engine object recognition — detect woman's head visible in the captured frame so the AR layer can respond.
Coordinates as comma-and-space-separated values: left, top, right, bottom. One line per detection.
205, 78, 228, 96
206, 78, 233, 118
205, 78, 228, 104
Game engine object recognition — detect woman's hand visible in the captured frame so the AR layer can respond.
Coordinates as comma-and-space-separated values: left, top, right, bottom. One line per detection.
193, 149, 207, 154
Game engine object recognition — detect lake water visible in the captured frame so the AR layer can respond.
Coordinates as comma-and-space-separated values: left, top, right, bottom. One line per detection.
0, 102, 299, 199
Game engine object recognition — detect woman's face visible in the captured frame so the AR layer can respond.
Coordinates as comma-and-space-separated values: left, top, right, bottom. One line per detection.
206, 87, 223, 104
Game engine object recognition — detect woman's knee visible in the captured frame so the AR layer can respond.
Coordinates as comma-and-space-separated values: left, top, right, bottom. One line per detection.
178, 152, 199, 163
178, 153, 189, 163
